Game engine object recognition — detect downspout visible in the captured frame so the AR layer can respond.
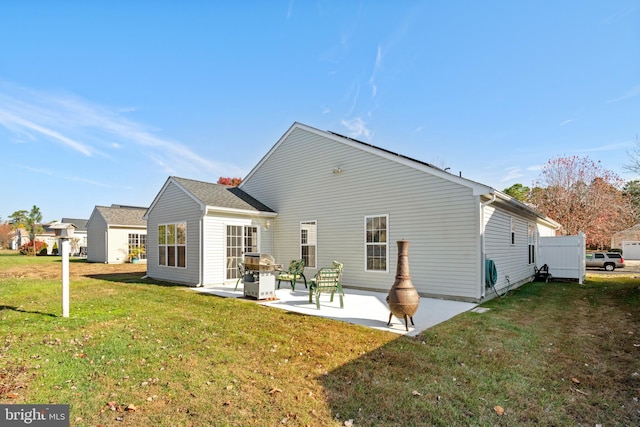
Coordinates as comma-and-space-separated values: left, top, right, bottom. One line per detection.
480, 193, 496, 299
198, 214, 204, 287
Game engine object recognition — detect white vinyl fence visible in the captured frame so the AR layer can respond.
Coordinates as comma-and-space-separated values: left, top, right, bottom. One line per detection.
538, 232, 586, 284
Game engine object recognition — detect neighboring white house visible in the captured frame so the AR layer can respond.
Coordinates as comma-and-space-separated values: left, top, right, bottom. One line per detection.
86, 205, 147, 264
61, 217, 88, 256
9, 228, 30, 250
10, 224, 56, 253
144, 122, 561, 302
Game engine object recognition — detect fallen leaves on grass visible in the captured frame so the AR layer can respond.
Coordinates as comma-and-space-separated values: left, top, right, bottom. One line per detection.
571, 377, 580, 384
106, 401, 136, 412
494, 405, 505, 416
411, 390, 422, 396
269, 387, 283, 394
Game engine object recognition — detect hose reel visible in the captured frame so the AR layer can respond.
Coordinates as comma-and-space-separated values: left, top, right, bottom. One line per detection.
485, 259, 497, 287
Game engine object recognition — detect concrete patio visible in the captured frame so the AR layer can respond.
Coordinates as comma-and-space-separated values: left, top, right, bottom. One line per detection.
194, 284, 477, 336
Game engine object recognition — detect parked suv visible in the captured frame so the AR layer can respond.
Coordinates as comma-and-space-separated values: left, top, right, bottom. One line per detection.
586, 252, 625, 271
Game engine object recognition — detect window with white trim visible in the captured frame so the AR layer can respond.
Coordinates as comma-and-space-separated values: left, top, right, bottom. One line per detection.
365, 214, 388, 272
158, 222, 186, 267
510, 217, 515, 245
300, 221, 317, 268
528, 224, 535, 264
128, 233, 147, 260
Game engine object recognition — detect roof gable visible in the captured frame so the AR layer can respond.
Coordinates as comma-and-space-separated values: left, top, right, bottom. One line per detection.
242, 122, 493, 196
145, 176, 275, 218
241, 122, 560, 229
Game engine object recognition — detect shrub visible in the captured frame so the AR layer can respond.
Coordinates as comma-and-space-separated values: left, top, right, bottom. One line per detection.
19, 240, 48, 256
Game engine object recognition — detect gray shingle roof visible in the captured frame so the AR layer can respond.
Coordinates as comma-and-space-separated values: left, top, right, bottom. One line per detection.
95, 205, 147, 226
61, 218, 89, 232
172, 177, 275, 213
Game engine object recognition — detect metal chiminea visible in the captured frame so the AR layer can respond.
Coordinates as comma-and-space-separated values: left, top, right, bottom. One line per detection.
386, 240, 420, 331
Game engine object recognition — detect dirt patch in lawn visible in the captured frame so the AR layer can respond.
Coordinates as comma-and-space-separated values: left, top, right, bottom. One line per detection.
0, 258, 147, 280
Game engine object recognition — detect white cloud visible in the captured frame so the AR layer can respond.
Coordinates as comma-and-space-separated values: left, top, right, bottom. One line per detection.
0, 80, 234, 179
286, 0, 294, 19
0, 105, 93, 156
375, 45, 383, 68
576, 142, 632, 153
600, 6, 636, 26
341, 117, 371, 140
559, 119, 573, 126
607, 85, 640, 103
64, 176, 111, 187
344, 80, 360, 117
369, 45, 382, 99
500, 167, 523, 182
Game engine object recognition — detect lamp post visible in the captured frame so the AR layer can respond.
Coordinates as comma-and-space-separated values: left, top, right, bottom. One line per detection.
60, 237, 70, 318
50, 223, 77, 318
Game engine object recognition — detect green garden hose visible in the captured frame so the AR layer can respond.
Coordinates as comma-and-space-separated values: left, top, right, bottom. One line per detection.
485, 259, 497, 287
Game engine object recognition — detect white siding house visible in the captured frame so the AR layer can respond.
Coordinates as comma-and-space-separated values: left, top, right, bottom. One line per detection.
61, 218, 88, 256
86, 205, 147, 264
145, 122, 561, 302
144, 177, 277, 286
237, 122, 560, 302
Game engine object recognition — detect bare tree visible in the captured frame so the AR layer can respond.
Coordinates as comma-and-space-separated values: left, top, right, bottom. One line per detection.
625, 135, 640, 174
530, 156, 636, 249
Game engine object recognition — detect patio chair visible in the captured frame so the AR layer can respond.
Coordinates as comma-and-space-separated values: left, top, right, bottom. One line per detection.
277, 259, 307, 291
235, 261, 245, 291
309, 261, 344, 309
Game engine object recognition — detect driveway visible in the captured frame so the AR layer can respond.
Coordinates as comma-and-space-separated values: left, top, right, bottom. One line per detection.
587, 259, 640, 276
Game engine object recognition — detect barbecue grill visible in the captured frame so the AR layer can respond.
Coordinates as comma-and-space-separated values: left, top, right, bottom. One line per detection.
243, 253, 282, 299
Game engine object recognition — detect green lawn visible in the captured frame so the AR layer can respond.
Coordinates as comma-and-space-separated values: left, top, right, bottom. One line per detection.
1, 251, 639, 426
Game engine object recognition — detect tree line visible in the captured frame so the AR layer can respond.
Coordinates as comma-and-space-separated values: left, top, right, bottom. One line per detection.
504, 155, 638, 250
0, 206, 44, 254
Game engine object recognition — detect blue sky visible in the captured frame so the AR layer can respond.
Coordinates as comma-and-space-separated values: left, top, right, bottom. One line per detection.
1, 1, 639, 222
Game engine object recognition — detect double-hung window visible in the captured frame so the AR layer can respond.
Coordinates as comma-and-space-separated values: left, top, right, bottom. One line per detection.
528, 224, 535, 264
510, 217, 515, 245
365, 214, 388, 272
158, 222, 186, 267
300, 221, 317, 268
